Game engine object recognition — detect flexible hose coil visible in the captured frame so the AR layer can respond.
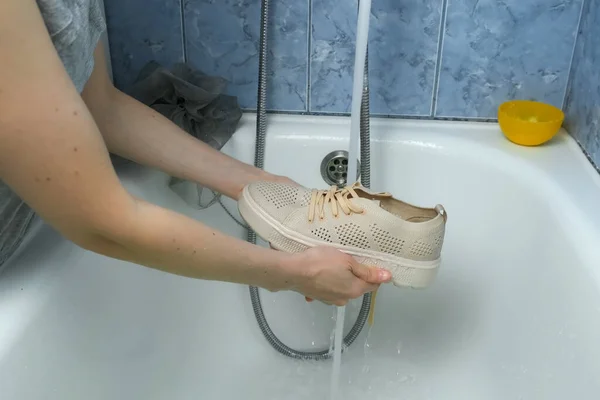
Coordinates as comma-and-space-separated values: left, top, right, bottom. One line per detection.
247, 0, 373, 360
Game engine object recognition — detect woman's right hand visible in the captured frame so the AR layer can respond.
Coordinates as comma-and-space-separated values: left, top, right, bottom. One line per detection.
285, 246, 392, 306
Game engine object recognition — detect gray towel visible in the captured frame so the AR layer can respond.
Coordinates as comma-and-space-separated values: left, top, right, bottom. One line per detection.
127, 61, 243, 208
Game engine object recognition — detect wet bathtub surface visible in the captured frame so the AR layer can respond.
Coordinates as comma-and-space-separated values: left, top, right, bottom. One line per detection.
1, 114, 600, 399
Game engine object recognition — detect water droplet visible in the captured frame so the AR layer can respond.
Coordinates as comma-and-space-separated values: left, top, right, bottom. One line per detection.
396, 341, 403, 355
311, 341, 315, 346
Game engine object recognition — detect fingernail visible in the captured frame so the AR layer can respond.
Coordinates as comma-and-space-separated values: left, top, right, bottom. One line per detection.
379, 269, 392, 281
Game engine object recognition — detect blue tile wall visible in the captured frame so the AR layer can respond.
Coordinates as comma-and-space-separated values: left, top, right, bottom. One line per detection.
104, 0, 585, 120
436, 0, 582, 118
103, 0, 184, 89
565, 0, 600, 168
183, 0, 308, 111
311, 0, 443, 115
368, 0, 443, 116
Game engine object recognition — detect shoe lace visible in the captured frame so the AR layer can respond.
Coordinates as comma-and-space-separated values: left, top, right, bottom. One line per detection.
308, 185, 365, 222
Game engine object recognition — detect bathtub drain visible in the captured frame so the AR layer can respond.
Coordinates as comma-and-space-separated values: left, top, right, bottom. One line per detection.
237, 0, 373, 361
321, 150, 361, 187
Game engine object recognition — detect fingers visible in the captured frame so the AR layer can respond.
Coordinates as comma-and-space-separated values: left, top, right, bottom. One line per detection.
350, 260, 392, 284
304, 282, 378, 305
305, 296, 345, 305
297, 247, 390, 306
350, 282, 379, 301
362, 282, 380, 295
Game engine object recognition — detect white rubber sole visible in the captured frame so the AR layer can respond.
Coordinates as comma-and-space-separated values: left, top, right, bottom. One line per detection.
238, 186, 440, 289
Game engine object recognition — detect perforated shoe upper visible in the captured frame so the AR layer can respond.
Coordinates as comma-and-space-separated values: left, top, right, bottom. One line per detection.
245, 182, 446, 261
283, 197, 445, 261
246, 181, 312, 223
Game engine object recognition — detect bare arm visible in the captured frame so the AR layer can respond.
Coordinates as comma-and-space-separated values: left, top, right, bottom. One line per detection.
81, 45, 287, 200
0, 0, 388, 305
0, 0, 294, 289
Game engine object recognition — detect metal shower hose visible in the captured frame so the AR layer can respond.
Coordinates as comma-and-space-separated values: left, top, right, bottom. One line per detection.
247, 0, 373, 360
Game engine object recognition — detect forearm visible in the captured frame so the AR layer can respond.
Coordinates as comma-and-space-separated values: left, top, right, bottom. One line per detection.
91, 88, 268, 200
1, 3, 380, 306
98, 198, 298, 291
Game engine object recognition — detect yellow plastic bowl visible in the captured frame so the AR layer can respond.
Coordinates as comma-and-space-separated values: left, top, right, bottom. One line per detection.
498, 100, 564, 146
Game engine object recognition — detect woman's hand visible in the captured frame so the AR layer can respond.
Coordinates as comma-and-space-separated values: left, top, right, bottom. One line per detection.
284, 247, 391, 306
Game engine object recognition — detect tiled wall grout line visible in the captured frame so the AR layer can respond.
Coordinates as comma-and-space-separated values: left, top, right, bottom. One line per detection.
561, 0, 586, 111
431, 0, 449, 118
306, 0, 313, 113
179, 0, 188, 63
256, 108, 497, 123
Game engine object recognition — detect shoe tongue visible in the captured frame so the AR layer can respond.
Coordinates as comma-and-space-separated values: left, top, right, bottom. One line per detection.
351, 183, 392, 200
352, 196, 381, 209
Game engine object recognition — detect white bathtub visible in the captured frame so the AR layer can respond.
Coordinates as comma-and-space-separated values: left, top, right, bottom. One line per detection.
1, 114, 600, 399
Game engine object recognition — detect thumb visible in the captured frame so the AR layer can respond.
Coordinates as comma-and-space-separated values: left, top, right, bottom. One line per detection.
350, 260, 392, 284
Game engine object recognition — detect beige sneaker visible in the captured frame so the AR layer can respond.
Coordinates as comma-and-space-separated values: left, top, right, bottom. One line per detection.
238, 182, 447, 288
